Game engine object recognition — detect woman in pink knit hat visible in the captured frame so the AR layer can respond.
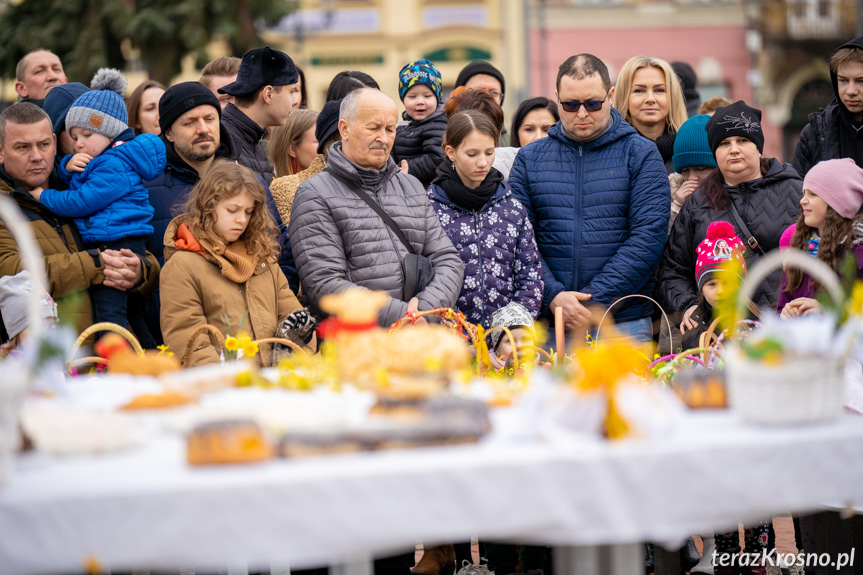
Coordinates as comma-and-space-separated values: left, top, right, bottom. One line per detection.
779, 157, 863, 316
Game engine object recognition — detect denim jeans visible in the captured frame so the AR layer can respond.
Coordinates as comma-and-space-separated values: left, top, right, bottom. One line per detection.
87, 236, 155, 348
592, 316, 653, 344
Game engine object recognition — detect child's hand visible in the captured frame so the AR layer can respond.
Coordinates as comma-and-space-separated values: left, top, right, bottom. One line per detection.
66, 153, 93, 173
780, 297, 821, 319
679, 304, 699, 334
400, 160, 410, 174
673, 179, 700, 206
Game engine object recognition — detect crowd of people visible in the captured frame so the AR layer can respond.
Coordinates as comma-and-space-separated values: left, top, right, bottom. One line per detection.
2, 36, 863, 574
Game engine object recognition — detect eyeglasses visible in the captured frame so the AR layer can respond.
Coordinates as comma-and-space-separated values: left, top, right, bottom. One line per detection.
558, 95, 608, 113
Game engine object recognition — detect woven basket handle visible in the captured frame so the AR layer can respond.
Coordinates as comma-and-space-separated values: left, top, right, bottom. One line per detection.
181, 324, 226, 366
736, 248, 844, 316
72, 322, 144, 357
255, 337, 310, 355
595, 294, 674, 355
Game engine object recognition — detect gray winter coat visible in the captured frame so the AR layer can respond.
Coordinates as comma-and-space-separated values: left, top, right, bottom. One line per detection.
289, 142, 464, 326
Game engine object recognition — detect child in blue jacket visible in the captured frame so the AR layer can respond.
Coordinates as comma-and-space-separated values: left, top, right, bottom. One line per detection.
34, 69, 166, 341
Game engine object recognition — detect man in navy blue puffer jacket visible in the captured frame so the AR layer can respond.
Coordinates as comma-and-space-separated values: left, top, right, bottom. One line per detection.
510, 54, 670, 340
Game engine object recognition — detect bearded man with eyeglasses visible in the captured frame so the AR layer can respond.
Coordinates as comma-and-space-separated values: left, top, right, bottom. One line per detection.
510, 53, 670, 340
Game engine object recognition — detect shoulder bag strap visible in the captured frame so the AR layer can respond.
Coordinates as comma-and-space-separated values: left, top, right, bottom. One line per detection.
726, 198, 766, 256
327, 171, 415, 255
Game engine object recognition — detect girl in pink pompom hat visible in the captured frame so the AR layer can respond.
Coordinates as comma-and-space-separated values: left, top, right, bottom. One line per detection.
660, 220, 748, 351
779, 158, 863, 316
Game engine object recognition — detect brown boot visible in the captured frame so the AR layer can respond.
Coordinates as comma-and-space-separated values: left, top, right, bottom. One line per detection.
411, 544, 457, 575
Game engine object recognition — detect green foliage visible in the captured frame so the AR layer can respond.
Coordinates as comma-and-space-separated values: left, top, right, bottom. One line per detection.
0, 0, 294, 85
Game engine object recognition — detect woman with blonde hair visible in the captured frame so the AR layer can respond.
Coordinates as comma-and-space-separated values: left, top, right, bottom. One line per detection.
613, 56, 688, 172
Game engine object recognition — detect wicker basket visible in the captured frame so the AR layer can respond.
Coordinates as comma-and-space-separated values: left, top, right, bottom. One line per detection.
727, 249, 847, 424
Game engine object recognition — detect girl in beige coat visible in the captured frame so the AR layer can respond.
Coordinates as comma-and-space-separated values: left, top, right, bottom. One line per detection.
160, 161, 303, 367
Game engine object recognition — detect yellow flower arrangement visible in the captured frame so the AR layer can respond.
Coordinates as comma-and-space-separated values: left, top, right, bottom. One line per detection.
224, 332, 258, 361
156, 344, 175, 357
714, 256, 746, 334
570, 333, 651, 440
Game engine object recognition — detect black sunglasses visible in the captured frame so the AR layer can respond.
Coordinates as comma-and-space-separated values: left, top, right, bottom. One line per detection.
559, 95, 608, 113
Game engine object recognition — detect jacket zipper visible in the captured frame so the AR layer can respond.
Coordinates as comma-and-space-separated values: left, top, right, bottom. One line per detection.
574, 145, 583, 291
474, 210, 486, 326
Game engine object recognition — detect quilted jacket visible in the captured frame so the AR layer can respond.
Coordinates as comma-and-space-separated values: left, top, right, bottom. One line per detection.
289, 142, 464, 326
510, 110, 671, 322
40, 128, 164, 243
658, 158, 803, 313
392, 106, 447, 188
427, 180, 543, 328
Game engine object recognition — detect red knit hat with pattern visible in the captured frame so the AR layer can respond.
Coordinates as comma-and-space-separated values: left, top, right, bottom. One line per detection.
695, 221, 747, 289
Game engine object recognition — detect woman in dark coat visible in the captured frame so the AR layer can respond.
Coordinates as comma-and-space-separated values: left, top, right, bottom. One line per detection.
658, 100, 803, 329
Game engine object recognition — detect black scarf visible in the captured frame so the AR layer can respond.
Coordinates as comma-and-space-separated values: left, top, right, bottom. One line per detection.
654, 128, 676, 165
353, 161, 394, 190
433, 160, 503, 212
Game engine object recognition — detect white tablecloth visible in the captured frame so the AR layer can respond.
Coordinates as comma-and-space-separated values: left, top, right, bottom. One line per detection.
2, 411, 863, 574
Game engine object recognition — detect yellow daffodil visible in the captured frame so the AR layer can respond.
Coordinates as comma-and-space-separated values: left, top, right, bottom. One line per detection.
473, 325, 491, 373
572, 338, 649, 441
225, 336, 239, 351
847, 280, 863, 317
156, 344, 171, 356
241, 340, 259, 358
715, 257, 746, 333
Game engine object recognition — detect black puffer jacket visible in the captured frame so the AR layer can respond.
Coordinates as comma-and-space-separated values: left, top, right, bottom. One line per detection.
793, 101, 841, 178
657, 158, 802, 313
221, 103, 275, 182
792, 36, 863, 177
392, 106, 447, 188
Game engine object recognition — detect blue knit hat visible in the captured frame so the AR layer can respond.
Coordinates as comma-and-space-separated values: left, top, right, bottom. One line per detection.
43, 82, 89, 135
398, 59, 442, 103
65, 68, 129, 141
672, 114, 717, 173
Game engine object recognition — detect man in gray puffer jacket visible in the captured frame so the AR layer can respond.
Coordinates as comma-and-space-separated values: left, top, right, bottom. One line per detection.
289, 88, 464, 326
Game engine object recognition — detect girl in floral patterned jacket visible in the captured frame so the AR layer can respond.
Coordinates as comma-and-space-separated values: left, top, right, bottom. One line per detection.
427, 110, 543, 328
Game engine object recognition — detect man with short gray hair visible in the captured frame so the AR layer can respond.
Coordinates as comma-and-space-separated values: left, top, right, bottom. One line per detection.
289, 88, 464, 326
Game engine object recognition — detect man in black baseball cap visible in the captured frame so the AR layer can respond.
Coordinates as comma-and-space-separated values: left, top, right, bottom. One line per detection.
219, 46, 300, 182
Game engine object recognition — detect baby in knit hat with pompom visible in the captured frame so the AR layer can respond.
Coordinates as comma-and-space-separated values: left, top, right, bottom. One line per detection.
32, 68, 166, 344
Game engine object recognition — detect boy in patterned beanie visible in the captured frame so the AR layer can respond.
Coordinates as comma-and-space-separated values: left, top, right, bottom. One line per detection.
34, 69, 166, 345
392, 59, 447, 188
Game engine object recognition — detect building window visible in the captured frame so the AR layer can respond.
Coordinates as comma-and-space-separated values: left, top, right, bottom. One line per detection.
787, 0, 839, 38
